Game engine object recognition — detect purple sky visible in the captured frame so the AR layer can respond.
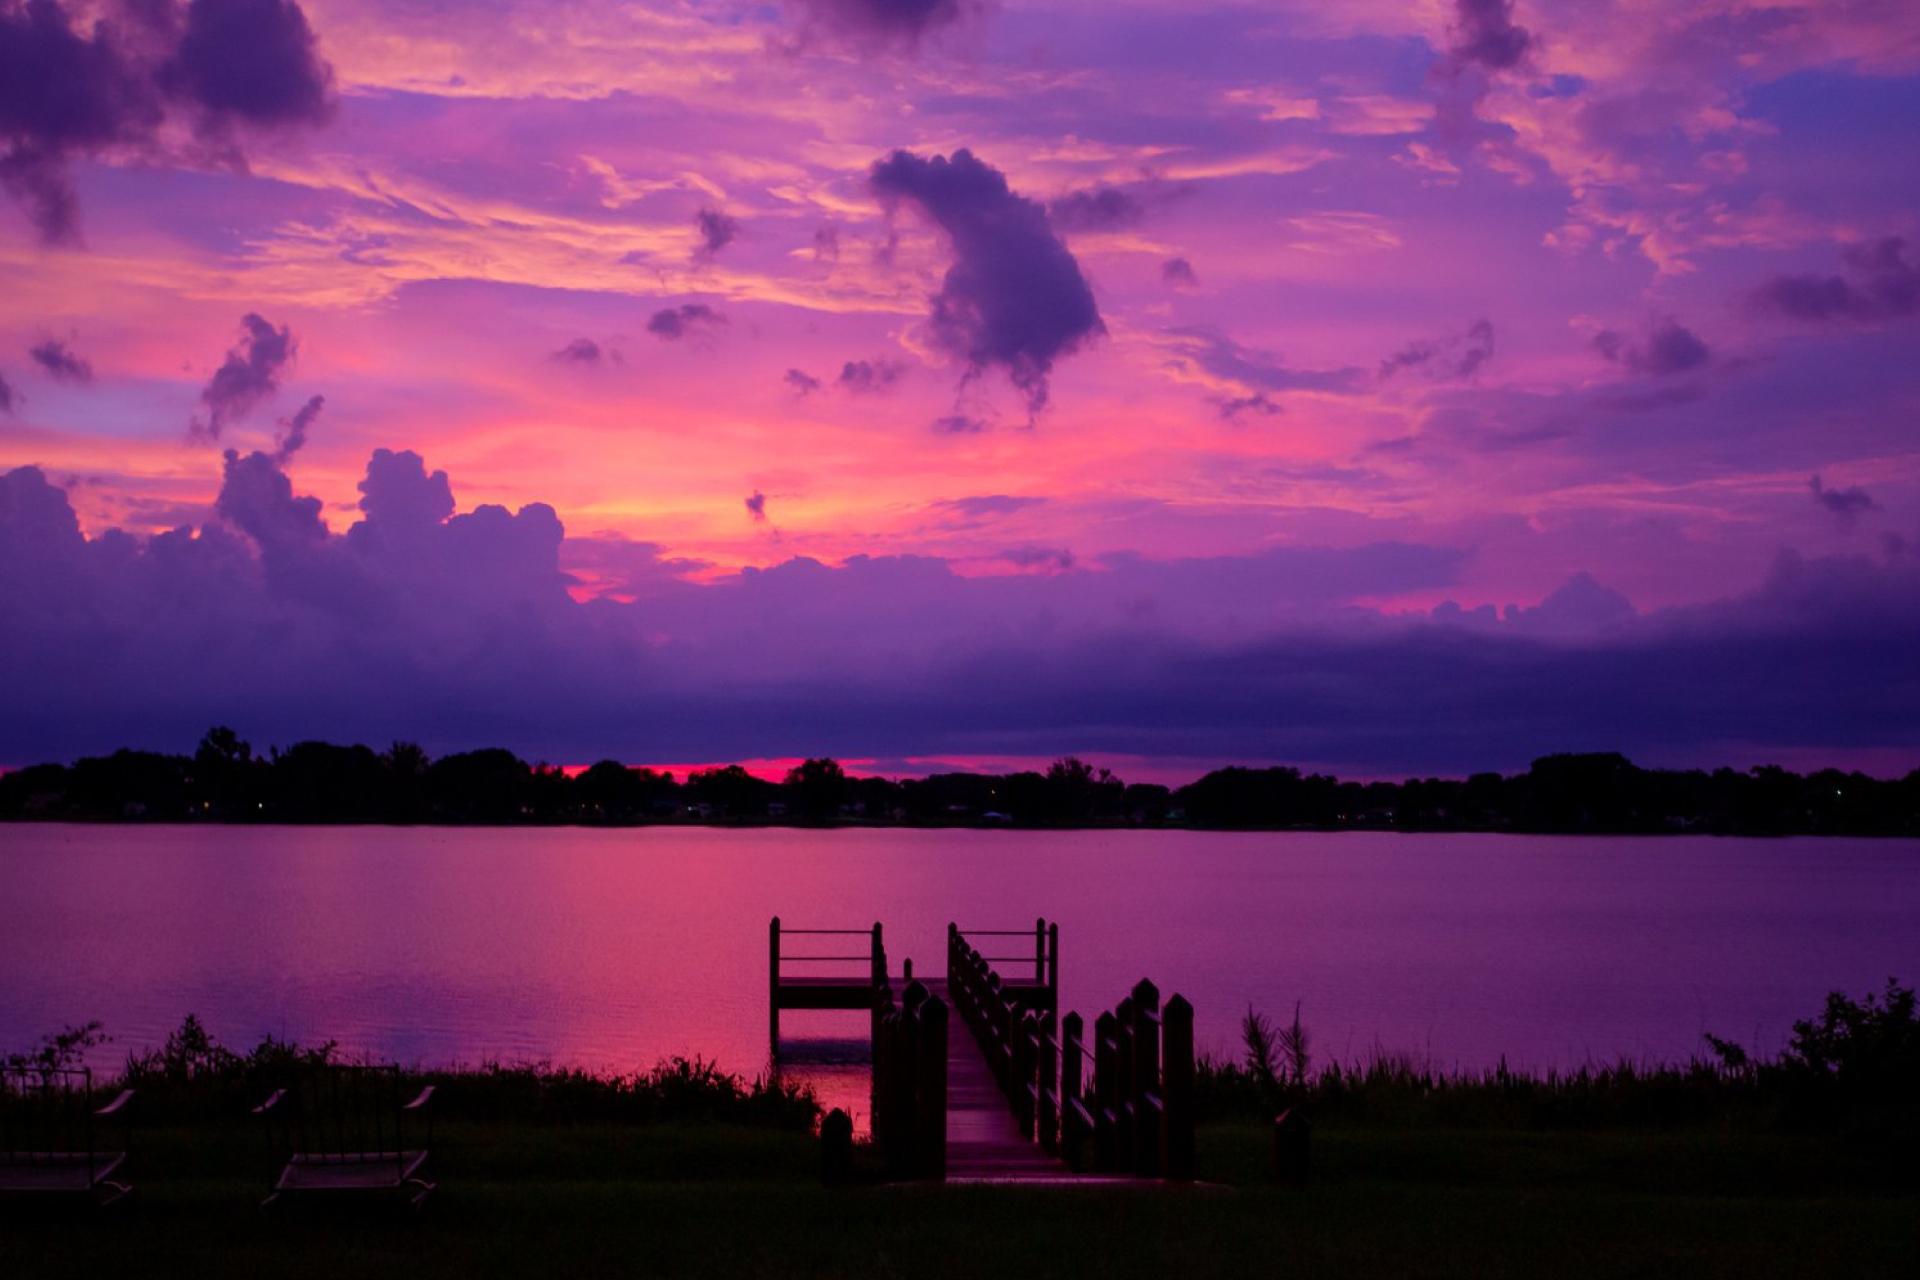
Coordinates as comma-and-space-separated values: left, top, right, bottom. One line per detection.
2, 0, 1918, 781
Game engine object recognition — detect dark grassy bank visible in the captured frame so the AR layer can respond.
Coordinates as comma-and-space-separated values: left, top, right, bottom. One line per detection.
3, 1117, 1913, 1280
6, 989, 1916, 1279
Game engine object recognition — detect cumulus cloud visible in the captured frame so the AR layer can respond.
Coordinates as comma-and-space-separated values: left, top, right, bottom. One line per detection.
1809, 475, 1875, 528
29, 338, 93, 383
1593, 318, 1710, 376
784, 368, 821, 395
869, 148, 1103, 419
1448, 0, 1531, 72
1161, 257, 1198, 289
271, 393, 322, 465
1380, 319, 1495, 380
836, 358, 904, 394
782, 0, 985, 52
163, 0, 334, 138
551, 337, 604, 364
646, 304, 724, 341
1751, 238, 1920, 324
216, 447, 325, 551
0, 0, 333, 244
745, 490, 767, 522
693, 207, 737, 258
192, 312, 294, 439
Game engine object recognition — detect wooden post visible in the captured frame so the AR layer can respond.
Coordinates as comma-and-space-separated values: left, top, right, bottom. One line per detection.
1273, 1108, 1311, 1185
768, 916, 781, 1057
871, 922, 885, 987
1162, 994, 1194, 1182
888, 1006, 919, 1180
918, 996, 948, 1181
1038, 1011, 1059, 1154
1131, 979, 1160, 1177
1046, 921, 1060, 1015
1061, 1012, 1085, 1170
821, 1108, 853, 1187
1112, 995, 1135, 1173
1093, 1010, 1117, 1172
1011, 1010, 1036, 1136
1034, 916, 1046, 987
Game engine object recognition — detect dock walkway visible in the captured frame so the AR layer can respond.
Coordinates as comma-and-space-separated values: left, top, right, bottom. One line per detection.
922, 979, 1121, 1183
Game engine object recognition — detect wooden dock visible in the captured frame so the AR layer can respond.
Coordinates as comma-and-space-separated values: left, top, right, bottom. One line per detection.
787, 917, 1195, 1185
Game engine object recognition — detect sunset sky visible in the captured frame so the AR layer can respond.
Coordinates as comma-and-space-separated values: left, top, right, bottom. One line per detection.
3, 0, 1917, 781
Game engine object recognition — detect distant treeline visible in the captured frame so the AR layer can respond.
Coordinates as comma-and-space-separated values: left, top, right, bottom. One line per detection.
2, 728, 1917, 834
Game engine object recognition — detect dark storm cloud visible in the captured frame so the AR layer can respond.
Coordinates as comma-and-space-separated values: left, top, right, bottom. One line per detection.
551, 337, 603, 364
784, 368, 822, 395
1751, 238, 1920, 323
745, 491, 767, 522
1379, 319, 1494, 380
869, 148, 1104, 419
1161, 257, 1198, 288
192, 312, 294, 439
782, 0, 984, 52
1449, 0, 1532, 71
163, 0, 333, 136
646, 304, 724, 341
6, 453, 1920, 776
29, 338, 92, 383
1809, 475, 1875, 528
693, 207, 737, 258
836, 358, 904, 394
1593, 318, 1711, 376
932, 413, 985, 433
1047, 185, 1142, 233
0, 370, 15, 414
812, 225, 839, 262
271, 392, 322, 465
0, 0, 333, 243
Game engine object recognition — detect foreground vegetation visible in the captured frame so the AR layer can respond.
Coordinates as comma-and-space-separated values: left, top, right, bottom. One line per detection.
5, 725, 1918, 834
5, 985, 1914, 1278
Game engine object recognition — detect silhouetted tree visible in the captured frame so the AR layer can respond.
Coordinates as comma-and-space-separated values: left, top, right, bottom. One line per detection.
783, 757, 847, 822
427, 749, 533, 822
687, 764, 776, 818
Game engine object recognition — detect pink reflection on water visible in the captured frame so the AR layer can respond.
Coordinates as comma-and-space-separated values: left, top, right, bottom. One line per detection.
4, 825, 1917, 1129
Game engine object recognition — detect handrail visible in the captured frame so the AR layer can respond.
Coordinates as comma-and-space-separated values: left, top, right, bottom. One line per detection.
945, 921, 1192, 1181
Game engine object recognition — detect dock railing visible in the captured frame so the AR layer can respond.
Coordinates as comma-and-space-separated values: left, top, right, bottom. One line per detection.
767, 918, 887, 1055
948, 922, 1193, 1180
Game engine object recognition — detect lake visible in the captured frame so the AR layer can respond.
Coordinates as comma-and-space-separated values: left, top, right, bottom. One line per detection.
4, 825, 1915, 1122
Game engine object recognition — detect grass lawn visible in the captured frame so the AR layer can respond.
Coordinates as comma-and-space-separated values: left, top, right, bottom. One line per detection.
4, 1119, 1912, 1279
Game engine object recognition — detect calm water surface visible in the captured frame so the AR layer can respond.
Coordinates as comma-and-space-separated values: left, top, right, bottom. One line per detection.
4, 825, 1916, 1119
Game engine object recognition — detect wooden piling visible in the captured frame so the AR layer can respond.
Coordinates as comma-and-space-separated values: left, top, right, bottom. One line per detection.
1162, 994, 1195, 1182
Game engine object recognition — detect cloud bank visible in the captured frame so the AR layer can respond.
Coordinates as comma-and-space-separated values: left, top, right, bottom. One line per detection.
4, 452, 1917, 777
